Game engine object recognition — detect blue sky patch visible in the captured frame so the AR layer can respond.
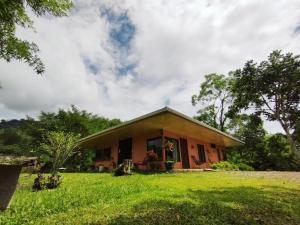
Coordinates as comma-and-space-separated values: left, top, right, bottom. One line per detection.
100, 7, 137, 77
117, 63, 136, 76
294, 25, 300, 33
101, 8, 136, 49
83, 57, 99, 75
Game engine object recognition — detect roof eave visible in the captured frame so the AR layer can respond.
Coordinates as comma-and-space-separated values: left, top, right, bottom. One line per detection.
77, 107, 244, 146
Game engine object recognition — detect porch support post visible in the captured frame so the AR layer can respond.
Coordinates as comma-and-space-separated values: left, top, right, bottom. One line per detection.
161, 129, 166, 163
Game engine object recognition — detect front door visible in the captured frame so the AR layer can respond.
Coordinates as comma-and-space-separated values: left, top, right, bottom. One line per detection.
180, 138, 190, 169
118, 138, 132, 165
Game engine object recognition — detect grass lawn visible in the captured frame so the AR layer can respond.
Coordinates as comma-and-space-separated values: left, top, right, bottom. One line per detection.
1, 172, 300, 225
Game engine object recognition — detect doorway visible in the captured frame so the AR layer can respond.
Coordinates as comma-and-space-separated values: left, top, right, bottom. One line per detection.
118, 138, 132, 165
180, 138, 190, 169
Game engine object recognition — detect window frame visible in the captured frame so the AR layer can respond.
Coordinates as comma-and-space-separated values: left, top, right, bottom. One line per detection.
164, 137, 181, 162
95, 147, 112, 161
197, 144, 206, 163
147, 136, 163, 161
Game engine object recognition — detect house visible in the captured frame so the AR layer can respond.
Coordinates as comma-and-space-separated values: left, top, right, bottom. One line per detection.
78, 107, 242, 171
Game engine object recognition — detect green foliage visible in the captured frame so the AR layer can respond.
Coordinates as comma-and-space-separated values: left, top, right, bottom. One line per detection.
0, 125, 33, 156
236, 162, 255, 171
211, 161, 254, 171
1, 173, 300, 224
0, 0, 73, 74
211, 161, 238, 170
192, 50, 300, 170
40, 131, 79, 175
231, 50, 300, 160
264, 134, 299, 171
192, 73, 234, 132
228, 115, 267, 169
0, 106, 121, 171
32, 173, 63, 191
227, 123, 299, 171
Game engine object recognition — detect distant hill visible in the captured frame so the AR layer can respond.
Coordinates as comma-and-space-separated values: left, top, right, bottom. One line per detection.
0, 119, 26, 129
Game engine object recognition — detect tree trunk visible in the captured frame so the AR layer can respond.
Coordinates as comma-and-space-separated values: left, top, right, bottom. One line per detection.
282, 126, 300, 162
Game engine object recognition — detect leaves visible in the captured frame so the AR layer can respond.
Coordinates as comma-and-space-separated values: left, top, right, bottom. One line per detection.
0, 0, 73, 74
40, 131, 79, 174
192, 73, 235, 132
232, 50, 300, 160
0, 105, 122, 170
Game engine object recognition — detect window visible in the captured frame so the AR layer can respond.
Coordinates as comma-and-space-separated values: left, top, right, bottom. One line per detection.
197, 144, 206, 163
165, 137, 180, 162
210, 143, 216, 148
95, 148, 111, 161
147, 137, 163, 160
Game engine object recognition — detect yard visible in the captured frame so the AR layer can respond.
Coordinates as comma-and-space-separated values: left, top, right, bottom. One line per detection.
1, 172, 300, 225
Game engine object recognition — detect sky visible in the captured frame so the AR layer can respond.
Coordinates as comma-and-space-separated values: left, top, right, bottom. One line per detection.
1, 0, 300, 133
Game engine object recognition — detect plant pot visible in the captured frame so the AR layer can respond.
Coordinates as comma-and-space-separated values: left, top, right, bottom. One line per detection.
165, 161, 175, 172
98, 166, 104, 172
0, 165, 22, 210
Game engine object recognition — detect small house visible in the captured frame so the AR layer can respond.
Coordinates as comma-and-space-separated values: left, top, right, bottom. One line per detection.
78, 107, 242, 171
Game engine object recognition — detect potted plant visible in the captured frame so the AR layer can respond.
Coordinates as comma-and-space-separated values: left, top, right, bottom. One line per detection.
146, 150, 158, 170
164, 140, 175, 172
165, 160, 175, 172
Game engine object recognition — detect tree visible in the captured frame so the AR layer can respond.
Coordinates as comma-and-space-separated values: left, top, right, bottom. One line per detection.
0, 106, 121, 170
231, 50, 300, 161
40, 131, 79, 175
0, 0, 73, 74
265, 134, 299, 171
192, 73, 234, 132
227, 115, 299, 171
0, 127, 33, 156
227, 115, 266, 169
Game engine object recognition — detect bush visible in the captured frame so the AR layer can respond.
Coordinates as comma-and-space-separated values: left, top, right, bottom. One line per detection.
32, 173, 63, 191
236, 162, 254, 171
211, 161, 254, 171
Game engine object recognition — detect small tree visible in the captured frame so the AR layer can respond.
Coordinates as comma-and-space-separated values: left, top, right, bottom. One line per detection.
192, 73, 234, 132
40, 131, 79, 175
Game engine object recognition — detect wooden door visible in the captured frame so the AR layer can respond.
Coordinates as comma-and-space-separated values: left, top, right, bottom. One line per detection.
118, 138, 132, 165
180, 138, 190, 169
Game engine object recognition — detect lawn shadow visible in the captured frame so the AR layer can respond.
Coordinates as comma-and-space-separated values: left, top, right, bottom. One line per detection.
104, 185, 300, 225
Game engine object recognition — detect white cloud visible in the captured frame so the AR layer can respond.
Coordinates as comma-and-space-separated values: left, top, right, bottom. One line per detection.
0, 0, 300, 133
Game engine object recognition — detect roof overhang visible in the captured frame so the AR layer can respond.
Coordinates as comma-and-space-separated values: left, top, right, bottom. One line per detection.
78, 107, 243, 148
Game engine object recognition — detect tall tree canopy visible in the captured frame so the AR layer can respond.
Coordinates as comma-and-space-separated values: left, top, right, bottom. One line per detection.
231, 50, 300, 160
0, 0, 73, 74
192, 73, 233, 132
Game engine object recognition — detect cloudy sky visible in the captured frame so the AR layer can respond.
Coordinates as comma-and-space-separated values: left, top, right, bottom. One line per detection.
1, 0, 300, 133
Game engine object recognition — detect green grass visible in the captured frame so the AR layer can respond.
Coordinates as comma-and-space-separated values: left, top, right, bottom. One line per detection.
1, 172, 300, 225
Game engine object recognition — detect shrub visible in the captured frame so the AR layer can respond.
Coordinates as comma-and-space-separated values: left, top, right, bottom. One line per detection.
211, 161, 254, 171
236, 162, 254, 171
32, 173, 63, 191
